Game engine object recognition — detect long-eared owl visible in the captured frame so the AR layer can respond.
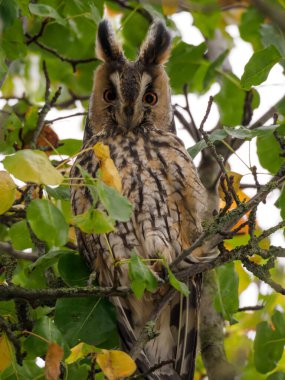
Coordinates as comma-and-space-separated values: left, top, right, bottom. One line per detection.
70, 19, 210, 380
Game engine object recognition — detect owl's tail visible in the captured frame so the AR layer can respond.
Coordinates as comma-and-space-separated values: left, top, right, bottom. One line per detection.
115, 275, 202, 379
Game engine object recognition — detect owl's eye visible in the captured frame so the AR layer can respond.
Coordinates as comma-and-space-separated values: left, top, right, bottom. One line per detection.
143, 92, 158, 105
103, 89, 116, 102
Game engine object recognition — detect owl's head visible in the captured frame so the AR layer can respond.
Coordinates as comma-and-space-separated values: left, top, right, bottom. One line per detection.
88, 19, 173, 135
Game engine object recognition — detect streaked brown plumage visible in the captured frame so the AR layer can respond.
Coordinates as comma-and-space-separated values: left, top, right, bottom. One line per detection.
70, 19, 211, 379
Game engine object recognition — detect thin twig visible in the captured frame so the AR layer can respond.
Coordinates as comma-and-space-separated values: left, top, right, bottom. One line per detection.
31, 40, 98, 72
26, 19, 50, 45
242, 90, 254, 126
46, 112, 87, 124
199, 97, 241, 205
131, 359, 175, 379
238, 305, 264, 312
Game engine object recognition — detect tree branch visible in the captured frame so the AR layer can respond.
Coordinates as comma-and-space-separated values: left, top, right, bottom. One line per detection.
46, 112, 87, 124
0, 242, 38, 261
0, 285, 130, 301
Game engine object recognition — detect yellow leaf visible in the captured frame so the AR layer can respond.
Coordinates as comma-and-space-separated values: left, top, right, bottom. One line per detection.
101, 159, 122, 193
0, 334, 14, 371
96, 349, 137, 380
218, 171, 243, 201
235, 262, 251, 294
3, 150, 63, 186
44, 343, 64, 380
162, 0, 178, 15
0, 171, 16, 215
66, 342, 96, 364
93, 142, 111, 160
93, 142, 122, 193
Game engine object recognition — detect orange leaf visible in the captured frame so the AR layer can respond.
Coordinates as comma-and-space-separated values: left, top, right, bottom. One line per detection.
44, 343, 64, 380
96, 349, 136, 380
37, 125, 59, 150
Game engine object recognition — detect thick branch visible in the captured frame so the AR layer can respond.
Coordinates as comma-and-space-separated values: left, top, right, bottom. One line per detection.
0, 285, 130, 301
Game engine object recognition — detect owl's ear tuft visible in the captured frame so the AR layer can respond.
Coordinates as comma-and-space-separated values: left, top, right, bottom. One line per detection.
138, 21, 172, 65
96, 19, 124, 63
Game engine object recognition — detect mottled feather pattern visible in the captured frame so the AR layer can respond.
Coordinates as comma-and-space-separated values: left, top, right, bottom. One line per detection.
70, 19, 212, 379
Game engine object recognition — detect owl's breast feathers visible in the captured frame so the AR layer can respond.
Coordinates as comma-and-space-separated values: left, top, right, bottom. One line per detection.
71, 128, 207, 275
70, 127, 209, 379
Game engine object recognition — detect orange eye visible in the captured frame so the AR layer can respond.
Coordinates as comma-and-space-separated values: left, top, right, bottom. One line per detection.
103, 89, 116, 102
143, 91, 158, 105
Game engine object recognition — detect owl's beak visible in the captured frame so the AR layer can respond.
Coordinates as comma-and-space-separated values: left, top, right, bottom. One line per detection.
120, 104, 141, 129
123, 105, 134, 117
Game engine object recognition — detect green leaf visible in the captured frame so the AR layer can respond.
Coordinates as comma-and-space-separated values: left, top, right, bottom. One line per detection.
241, 45, 282, 90
187, 129, 227, 158
12, 260, 47, 289
1, 19, 27, 60
45, 185, 70, 200
23, 106, 40, 137
24, 316, 69, 358
54, 297, 118, 347
192, 8, 221, 39
66, 363, 90, 380
128, 253, 158, 299
260, 24, 285, 69
0, 360, 45, 380
9, 221, 34, 250
29, 3, 67, 26
0, 46, 8, 79
267, 372, 285, 380
275, 185, 285, 220
17, 0, 30, 17
58, 252, 90, 287
73, 208, 115, 234
256, 124, 285, 174
203, 49, 228, 90
26, 199, 69, 247
215, 74, 259, 126
223, 125, 278, 140
239, 7, 264, 50
97, 181, 132, 222
28, 249, 75, 273
167, 42, 207, 93
0, 112, 22, 153
167, 267, 190, 297
56, 139, 82, 156
121, 11, 149, 60
214, 263, 239, 324
254, 310, 285, 373
3, 150, 63, 185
